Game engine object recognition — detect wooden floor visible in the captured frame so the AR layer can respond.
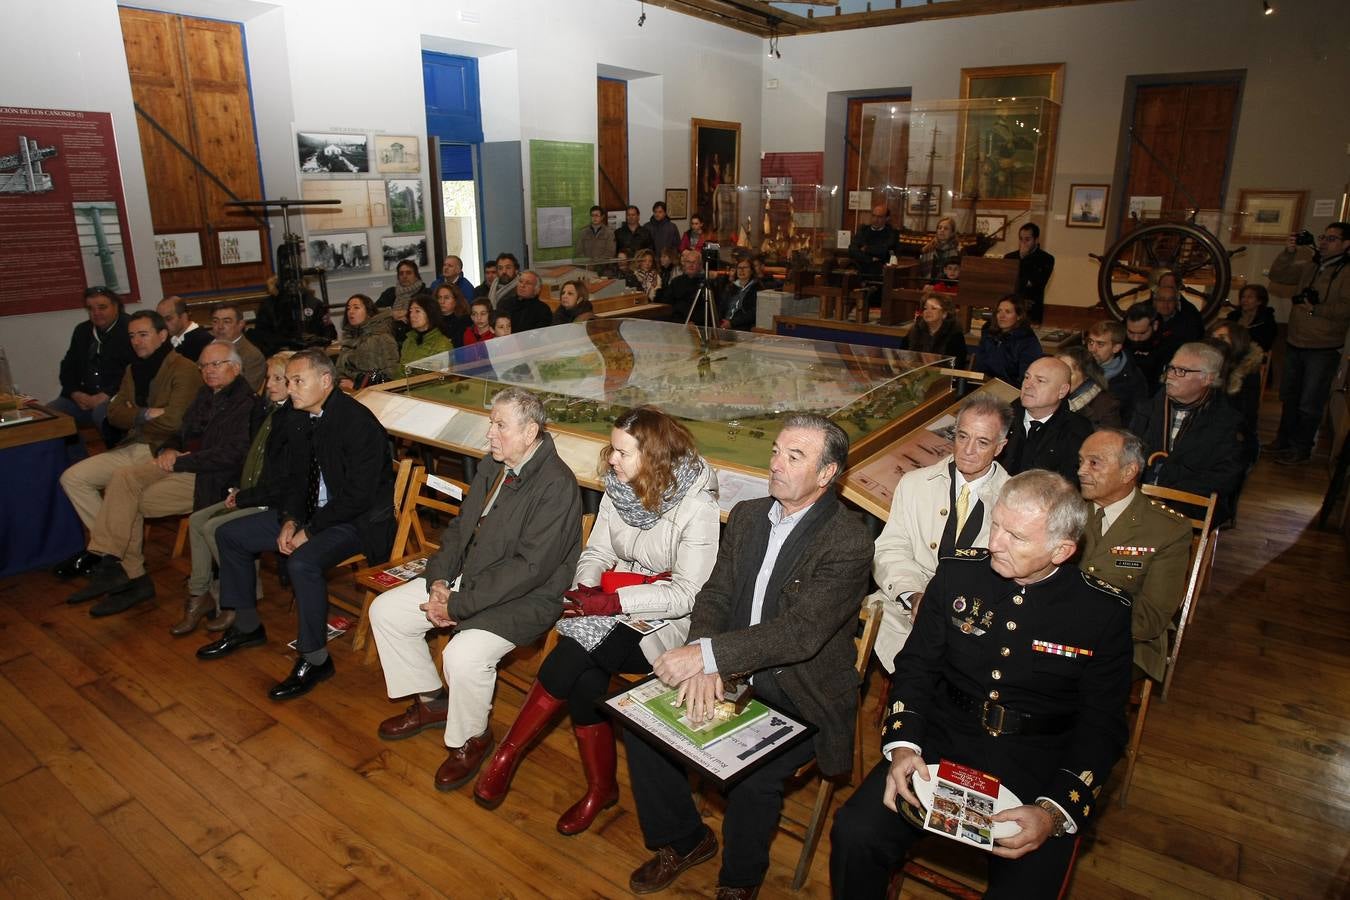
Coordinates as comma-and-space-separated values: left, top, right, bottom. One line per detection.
2, 422, 1348, 898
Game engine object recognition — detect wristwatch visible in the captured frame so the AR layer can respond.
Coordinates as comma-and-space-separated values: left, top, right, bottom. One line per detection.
1035, 799, 1068, 838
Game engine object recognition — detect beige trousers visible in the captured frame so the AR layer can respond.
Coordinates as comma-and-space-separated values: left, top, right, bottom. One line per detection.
86, 459, 195, 578
369, 578, 517, 748
59, 442, 153, 530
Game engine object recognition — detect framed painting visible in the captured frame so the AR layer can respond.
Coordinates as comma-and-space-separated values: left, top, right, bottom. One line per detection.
1234, 189, 1306, 243
665, 188, 689, 221
1066, 184, 1109, 228
957, 63, 1064, 208
690, 118, 740, 234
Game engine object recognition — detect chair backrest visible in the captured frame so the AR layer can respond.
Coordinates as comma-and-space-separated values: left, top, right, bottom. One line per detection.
854, 597, 883, 680
1140, 484, 1218, 695
580, 512, 596, 548
400, 465, 470, 557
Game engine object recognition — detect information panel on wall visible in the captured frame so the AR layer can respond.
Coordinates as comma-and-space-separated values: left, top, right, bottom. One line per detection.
529, 140, 594, 264
0, 106, 140, 316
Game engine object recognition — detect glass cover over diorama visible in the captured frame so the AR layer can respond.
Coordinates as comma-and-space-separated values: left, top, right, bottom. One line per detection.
400, 320, 952, 471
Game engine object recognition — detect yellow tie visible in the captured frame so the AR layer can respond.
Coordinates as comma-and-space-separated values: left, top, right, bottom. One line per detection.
955, 484, 971, 536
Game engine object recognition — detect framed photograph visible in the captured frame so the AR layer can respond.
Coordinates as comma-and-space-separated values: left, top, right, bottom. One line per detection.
665, 188, 689, 221
154, 231, 202, 269
374, 135, 420, 174
386, 179, 425, 234
381, 235, 427, 270
957, 63, 1064, 208
297, 132, 369, 174
1235, 189, 1307, 243
307, 231, 370, 274
301, 180, 388, 230
906, 185, 943, 216
974, 214, 1007, 238
1066, 184, 1109, 228
690, 118, 740, 232
218, 229, 263, 265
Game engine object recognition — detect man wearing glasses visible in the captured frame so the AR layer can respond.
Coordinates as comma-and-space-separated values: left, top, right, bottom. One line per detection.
1129, 342, 1246, 524
210, 302, 267, 391
1267, 223, 1350, 465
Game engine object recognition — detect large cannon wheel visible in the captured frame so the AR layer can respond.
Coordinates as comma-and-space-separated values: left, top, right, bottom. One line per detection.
1093, 221, 1243, 323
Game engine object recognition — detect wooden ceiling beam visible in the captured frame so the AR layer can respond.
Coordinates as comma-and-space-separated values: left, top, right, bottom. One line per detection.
638, 0, 809, 37
800, 0, 1135, 34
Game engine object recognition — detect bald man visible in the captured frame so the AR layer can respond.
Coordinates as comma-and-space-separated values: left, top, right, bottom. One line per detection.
996, 357, 1094, 484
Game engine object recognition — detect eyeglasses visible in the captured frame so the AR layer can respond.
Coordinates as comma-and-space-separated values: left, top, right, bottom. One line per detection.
1165, 365, 1203, 377
199, 359, 234, 370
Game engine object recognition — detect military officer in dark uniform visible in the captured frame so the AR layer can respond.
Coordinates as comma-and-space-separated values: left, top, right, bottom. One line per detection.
1077, 428, 1191, 682
830, 471, 1132, 898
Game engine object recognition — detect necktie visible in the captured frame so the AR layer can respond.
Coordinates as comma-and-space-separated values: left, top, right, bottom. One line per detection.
955, 484, 971, 536
304, 420, 321, 521
1092, 505, 1106, 538
1028, 419, 1045, 438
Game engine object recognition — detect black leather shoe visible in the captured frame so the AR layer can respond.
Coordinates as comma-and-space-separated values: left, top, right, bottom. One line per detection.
268, 656, 335, 701
66, 557, 131, 604
90, 575, 155, 617
196, 624, 268, 660
53, 551, 101, 580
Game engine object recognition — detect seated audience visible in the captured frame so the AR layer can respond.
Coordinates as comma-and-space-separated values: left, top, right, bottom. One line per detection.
831, 471, 1131, 898
615, 250, 642, 290
932, 260, 960, 294
56, 310, 201, 580
50, 286, 135, 453
575, 205, 616, 261
464, 298, 495, 345
369, 388, 581, 791
680, 213, 710, 253
1123, 303, 1166, 389
435, 283, 472, 348
474, 406, 720, 832
1208, 320, 1263, 468
1150, 271, 1205, 350
376, 258, 426, 324
67, 339, 253, 616
657, 247, 679, 289
632, 249, 661, 301
717, 258, 758, 330
1058, 346, 1122, 427
210, 303, 266, 391
429, 254, 475, 300
553, 279, 595, 325
974, 295, 1043, 386
400, 293, 454, 368
1130, 341, 1246, 523
870, 394, 1012, 672
647, 201, 680, 261
509, 271, 553, 333
621, 415, 871, 897
615, 205, 654, 258
1003, 222, 1056, 324
490, 253, 522, 318
157, 296, 212, 362
1085, 319, 1148, 425
197, 350, 397, 701
1077, 428, 1191, 682
1225, 283, 1276, 352
902, 292, 968, 369
474, 259, 498, 299
997, 357, 1093, 484
177, 351, 297, 636
335, 294, 400, 391
662, 249, 712, 325
920, 215, 961, 282
493, 314, 513, 338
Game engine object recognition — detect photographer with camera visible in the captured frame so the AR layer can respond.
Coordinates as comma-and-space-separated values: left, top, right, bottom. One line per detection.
1267, 223, 1350, 465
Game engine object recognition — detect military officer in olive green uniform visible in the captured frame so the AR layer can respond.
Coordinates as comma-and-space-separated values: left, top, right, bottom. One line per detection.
831, 471, 1132, 897
1077, 428, 1191, 682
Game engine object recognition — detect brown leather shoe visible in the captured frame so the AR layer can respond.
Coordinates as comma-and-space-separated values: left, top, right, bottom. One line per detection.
170, 594, 215, 637
204, 609, 236, 632
378, 697, 448, 741
716, 886, 760, 900
629, 825, 718, 894
434, 729, 493, 792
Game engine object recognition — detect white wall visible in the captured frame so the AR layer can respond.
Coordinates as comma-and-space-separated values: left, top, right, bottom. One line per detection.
761, 0, 1350, 310
1, 0, 764, 399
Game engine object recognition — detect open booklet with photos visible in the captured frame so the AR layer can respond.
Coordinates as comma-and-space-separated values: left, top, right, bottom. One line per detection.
912, 760, 1022, 851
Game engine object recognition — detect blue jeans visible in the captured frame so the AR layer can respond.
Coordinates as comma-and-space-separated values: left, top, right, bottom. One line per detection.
1276, 345, 1341, 453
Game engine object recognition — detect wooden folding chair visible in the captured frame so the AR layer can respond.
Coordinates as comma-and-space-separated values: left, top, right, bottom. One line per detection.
327, 457, 415, 621
778, 596, 883, 891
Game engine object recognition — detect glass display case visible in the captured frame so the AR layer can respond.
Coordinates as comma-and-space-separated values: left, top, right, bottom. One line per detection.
706, 183, 842, 267
532, 256, 653, 304
363, 320, 956, 485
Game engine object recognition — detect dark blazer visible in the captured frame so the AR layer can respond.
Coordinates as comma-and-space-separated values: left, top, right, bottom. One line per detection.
58, 315, 135, 398
1004, 246, 1056, 318
172, 326, 214, 363
614, 223, 654, 258
234, 402, 302, 509
161, 375, 259, 511
510, 297, 555, 333
280, 388, 396, 565
425, 433, 582, 647
902, 320, 968, 370
717, 278, 758, 330
1130, 389, 1246, 522
997, 400, 1094, 484
692, 492, 873, 776
1225, 306, 1276, 352
661, 273, 712, 324
1105, 353, 1150, 425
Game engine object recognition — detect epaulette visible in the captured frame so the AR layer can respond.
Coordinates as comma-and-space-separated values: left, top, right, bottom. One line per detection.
1082, 570, 1132, 606
1147, 498, 1188, 521
941, 548, 990, 563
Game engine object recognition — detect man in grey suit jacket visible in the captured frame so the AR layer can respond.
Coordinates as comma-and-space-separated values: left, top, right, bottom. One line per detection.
624, 414, 872, 899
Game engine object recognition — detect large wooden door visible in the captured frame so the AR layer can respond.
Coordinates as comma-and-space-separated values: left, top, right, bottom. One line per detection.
597, 78, 628, 213
120, 8, 270, 295
1122, 81, 1240, 231
842, 96, 909, 233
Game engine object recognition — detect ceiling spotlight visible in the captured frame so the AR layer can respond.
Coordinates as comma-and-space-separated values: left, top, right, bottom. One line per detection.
1263, 0, 1273, 13
638, 1, 646, 26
